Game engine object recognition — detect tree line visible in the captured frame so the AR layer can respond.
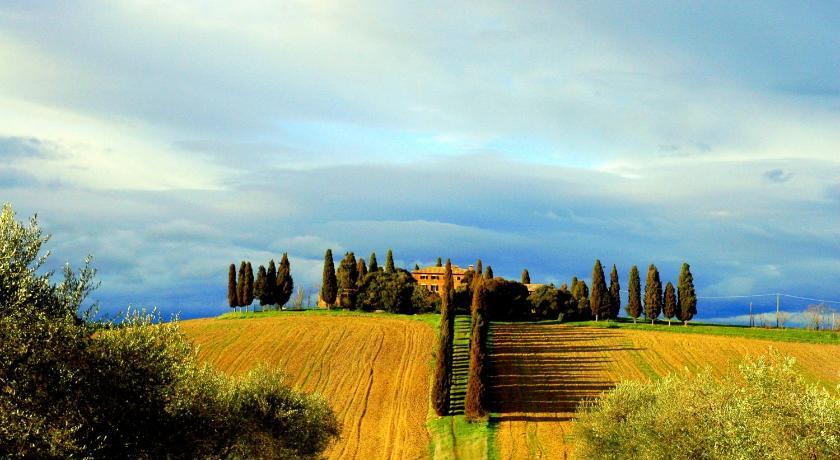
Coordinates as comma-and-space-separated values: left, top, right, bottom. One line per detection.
227, 254, 294, 312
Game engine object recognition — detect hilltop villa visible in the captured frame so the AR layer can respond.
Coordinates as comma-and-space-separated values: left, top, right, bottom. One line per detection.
411, 264, 472, 293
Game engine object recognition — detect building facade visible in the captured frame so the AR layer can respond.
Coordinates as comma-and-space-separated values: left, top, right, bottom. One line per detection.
411, 264, 472, 293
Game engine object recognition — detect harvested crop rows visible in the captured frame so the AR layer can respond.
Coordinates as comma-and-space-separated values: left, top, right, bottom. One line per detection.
488, 323, 840, 460
181, 314, 435, 460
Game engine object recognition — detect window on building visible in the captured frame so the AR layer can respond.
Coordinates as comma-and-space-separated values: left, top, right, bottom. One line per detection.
421, 275, 427, 279
431, 285, 439, 292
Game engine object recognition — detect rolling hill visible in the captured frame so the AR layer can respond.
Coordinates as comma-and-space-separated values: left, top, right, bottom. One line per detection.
181, 311, 840, 459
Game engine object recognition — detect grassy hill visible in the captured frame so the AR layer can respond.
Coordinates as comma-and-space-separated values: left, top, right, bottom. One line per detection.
182, 310, 840, 460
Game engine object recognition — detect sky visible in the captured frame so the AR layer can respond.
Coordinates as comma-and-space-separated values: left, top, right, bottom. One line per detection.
1, 1, 838, 321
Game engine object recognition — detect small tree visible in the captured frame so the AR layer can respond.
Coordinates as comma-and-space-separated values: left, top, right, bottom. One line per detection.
677, 262, 697, 326
590, 259, 610, 321
414, 263, 420, 270
255, 265, 267, 308
436, 257, 443, 267
336, 252, 359, 309
275, 253, 294, 309
357, 257, 368, 285
570, 276, 579, 299
626, 266, 641, 322
609, 264, 620, 319
368, 252, 379, 273
385, 249, 396, 273
576, 280, 591, 320
244, 262, 255, 310
663, 281, 676, 326
644, 264, 662, 324
484, 265, 494, 279
265, 260, 277, 307
475, 260, 483, 278
237, 261, 247, 311
227, 264, 238, 311
321, 249, 338, 308
464, 278, 488, 421
431, 259, 455, 416
521, 269, 531, 284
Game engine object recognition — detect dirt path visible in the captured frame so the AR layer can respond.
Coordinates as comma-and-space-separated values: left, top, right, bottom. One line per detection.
182, 314, 435, 460
488, 323, 840, 459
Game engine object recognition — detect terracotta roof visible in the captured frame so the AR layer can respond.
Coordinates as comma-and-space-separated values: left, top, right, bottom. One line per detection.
412, 265, 469, 275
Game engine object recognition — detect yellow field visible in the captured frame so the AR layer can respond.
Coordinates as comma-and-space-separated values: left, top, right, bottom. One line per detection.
181, 314, 434, 460
489, 323, 840, 460
181, 313, 840, 460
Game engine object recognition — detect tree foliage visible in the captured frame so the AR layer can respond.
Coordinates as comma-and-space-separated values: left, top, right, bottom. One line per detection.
276, 253, 294, 308
663, 281, 677, 325
227, 264, 238, 308
464, 278, 488, 421
484, 278, 530, 321
431, 260, 455, 416
356, 257, 368, 285
484, 265, 494, 279
264, 260, 277, 306
590, 259, 610, 321
626, 265, 642, 322
609, 264, 620, 319
385, 249, 396, 273
678, 263, 697, 325
436, 257, 443, 267
321, 249, 337, 307
573, 350, 840, 459
255, 265, 267, 306
237, 261, 247, 308
336, 252, 358, 309
367, 252, 378, 273
356, 269, 417, 314
521, 269, 530, 284
527, 285, 575, 321
244, 262, 255, 307
644, 264, 662, 323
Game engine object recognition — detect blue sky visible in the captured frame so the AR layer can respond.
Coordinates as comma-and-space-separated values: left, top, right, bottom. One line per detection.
0, 1, 837, 320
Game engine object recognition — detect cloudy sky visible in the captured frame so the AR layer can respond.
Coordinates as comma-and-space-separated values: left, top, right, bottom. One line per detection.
1, 1, 838, 320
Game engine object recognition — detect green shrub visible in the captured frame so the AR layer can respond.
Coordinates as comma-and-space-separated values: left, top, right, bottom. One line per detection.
573, 349, 840, 459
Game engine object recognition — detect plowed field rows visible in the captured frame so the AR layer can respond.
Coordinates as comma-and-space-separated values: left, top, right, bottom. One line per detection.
181, 314, 435, 460
489, 323, 840, 460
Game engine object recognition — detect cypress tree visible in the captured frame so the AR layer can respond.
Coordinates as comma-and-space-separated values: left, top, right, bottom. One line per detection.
576, 280, 590, 320
609, 264, 621, 319
464, 277, 488, 421
431, 259, 455, 416
385, 249, 396, 273
644, 264, 662, 324
276, 253, 294, 308
321, 249, 338, 308
475, 260, 483, 277
414, 263, 420, 271
570, 276, 579, 300
590, 259, 610, 321
237, 261, 247, 310
484, 265, 494, 279
255, 265, 267, 306
663, 281, 677, 326
265, 260, 277, 307
626, 265, 642, 323
678, 263, 697, 326
357, 257, 368, 285
368, 252, 379, 273
436, 257, 443, 267
521, 269, 531, 284
244, 262, 255, 308
227, 263, 238, 310
336, 252, 358, 309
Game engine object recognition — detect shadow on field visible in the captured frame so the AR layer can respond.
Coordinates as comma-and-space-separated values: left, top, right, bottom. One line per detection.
488, 323, 640, 422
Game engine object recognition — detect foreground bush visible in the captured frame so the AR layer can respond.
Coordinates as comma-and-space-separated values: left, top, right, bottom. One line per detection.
573, 350, 840, 459
0, 204, 339, 458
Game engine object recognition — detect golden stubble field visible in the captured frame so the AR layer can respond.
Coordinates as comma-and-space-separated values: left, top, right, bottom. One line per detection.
489, 323, 840, 460
181, 314, 434, 460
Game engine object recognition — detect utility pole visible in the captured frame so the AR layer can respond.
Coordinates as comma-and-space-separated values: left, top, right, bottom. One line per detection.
749, 301, 753, 327
776, 293, 781, 328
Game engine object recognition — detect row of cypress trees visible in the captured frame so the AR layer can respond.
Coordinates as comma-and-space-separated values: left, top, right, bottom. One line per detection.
431, 260, 455, 416
464, 274, 489, 420
227, 254, 294, 312
624, 262, 696, 325
320, 248, 397, 308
